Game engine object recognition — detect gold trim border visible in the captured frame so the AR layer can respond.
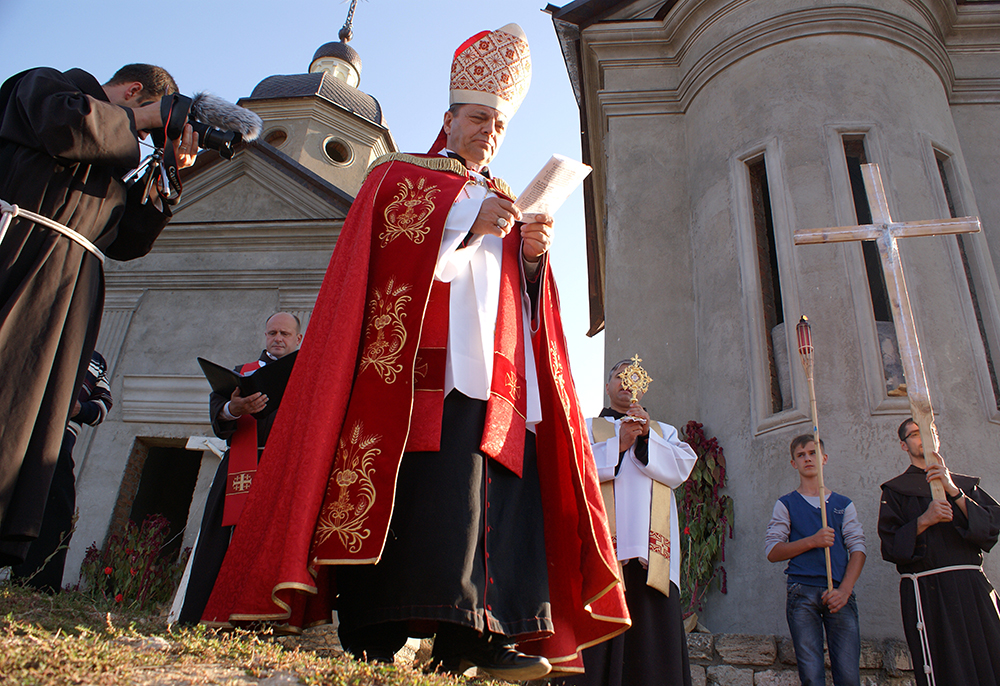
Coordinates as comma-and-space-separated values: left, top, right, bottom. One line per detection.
367, 153, 466, 179
366, 153, 517, 201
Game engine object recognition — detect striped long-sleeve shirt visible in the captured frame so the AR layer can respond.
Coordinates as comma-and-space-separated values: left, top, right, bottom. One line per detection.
67, 351, 112, 437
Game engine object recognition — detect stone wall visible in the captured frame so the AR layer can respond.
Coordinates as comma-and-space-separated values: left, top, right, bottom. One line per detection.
686, 632, 915, 686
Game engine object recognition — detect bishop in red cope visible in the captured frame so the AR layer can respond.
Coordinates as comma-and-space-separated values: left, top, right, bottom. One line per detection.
202, 22, 628, 681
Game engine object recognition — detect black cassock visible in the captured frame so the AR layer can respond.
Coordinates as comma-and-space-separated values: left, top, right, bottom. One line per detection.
0, 67, 171, 564
879, 465, 1000, 686
176, 351, 279, 624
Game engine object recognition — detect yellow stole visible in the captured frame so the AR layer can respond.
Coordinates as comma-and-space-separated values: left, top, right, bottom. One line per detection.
591, 416, 673, 596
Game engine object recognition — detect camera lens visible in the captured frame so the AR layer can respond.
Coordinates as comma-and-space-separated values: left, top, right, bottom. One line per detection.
189, 120, 241, 160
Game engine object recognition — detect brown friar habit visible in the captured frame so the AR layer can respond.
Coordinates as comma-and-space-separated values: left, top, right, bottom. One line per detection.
0, 67, 171, 564
203, 153, 629, 673
879, 465, 1000, 686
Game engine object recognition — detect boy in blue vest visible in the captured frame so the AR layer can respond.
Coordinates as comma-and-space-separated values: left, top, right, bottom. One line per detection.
765, 435, 867, 686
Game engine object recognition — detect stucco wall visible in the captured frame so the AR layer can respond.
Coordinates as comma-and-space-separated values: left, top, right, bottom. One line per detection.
585, 0, 1000, 639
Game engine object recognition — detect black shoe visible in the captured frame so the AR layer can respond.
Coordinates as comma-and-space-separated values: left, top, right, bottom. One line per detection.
461, 641, 552, 681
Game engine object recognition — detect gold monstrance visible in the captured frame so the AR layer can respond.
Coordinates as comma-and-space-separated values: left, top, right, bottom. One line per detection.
618, 354, 653, 404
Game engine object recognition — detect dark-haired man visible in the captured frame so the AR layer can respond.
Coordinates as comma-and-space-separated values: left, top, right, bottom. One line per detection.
174, 312, 303, 624
878, 418, 1000, 685
0, 63, 197, 565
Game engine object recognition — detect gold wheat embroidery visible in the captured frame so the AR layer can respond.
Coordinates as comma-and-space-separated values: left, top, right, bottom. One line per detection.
505, 370, 520, 401
380, 177, 440, 247
315, 422, 381, 553
360, 278, 411, 384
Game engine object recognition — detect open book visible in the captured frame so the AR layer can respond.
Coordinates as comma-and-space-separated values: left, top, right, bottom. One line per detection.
516, 154, 592, 217
197, 350, 298, 420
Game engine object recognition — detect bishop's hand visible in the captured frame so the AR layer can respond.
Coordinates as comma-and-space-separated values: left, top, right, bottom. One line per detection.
472, 197, 520, 238
520, 213, 554, 263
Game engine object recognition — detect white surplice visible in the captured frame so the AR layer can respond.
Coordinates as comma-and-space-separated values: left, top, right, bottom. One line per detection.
588, 417, 697, 587
434, 157, 541, 427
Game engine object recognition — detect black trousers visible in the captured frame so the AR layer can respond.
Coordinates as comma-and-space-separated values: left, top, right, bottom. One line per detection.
336, 391, 551, 654
176, 452, 234, 625
11, 430, 77, 592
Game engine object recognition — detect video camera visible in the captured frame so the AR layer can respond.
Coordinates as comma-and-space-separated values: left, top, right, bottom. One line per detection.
124, 92, 262, 204
155, 93, 242, 160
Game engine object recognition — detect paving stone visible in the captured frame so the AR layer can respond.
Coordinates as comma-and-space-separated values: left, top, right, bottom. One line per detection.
707, 664, 754, 686
860, 639, 882, 670
687, 632, 714, 661
884, 639, 913, 675
776, 636, 796, 665
753, 669, 800, 686
715, 633, 776, 666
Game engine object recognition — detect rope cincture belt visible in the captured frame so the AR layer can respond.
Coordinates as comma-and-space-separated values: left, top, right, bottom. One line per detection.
900, 564, 983, 686
0, 199, 106, 264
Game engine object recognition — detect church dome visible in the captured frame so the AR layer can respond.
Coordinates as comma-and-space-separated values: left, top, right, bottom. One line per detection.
312, 41, 362, 74
247, 71, 386, 128
310, 40, 362, 87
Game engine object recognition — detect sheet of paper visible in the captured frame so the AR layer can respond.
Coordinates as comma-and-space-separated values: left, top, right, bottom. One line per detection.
516, 154, 592, 217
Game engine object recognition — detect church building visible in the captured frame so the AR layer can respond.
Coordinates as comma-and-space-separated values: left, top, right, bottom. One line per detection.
64, 21, 395, 585
548, 0, 1000, 639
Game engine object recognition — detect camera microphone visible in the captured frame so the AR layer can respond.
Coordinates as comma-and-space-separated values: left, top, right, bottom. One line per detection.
189, 92, 262, 141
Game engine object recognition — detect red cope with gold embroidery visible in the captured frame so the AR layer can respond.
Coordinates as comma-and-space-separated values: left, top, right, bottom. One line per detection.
309, 157, 531, 565
311, 159, 471, 564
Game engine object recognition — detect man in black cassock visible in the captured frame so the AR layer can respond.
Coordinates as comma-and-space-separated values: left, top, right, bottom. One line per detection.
174, 312, 302, 624
878, 418, 1000, 686
0, 63, 197, 566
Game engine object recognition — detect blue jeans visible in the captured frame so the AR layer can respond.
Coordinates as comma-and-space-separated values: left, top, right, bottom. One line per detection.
786, 582, 860, 686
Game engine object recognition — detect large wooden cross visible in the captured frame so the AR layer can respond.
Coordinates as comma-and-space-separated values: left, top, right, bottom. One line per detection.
794, 163, 981, 500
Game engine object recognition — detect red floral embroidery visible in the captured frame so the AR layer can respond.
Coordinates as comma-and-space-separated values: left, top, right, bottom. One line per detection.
649, 530, 670, 559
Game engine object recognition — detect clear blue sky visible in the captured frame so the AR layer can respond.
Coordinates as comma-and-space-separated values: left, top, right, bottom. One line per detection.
0, 0, 609, 414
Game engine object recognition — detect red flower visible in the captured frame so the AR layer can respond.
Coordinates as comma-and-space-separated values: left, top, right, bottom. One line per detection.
115, 593, 123, 603
684, 527, 691, 535
130, 568, 137, 576
104, 567, 113, 575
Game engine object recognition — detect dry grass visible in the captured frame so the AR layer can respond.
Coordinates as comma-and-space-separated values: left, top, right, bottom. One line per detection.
0, 581, 479, 686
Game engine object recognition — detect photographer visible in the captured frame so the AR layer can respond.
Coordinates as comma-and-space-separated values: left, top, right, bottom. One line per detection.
0, 63, 197, 566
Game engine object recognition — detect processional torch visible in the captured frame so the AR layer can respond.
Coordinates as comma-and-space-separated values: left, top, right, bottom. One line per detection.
795, 316, 834, 594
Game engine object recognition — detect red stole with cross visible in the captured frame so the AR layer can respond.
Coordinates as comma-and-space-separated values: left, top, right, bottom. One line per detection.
222, 360, 265, 527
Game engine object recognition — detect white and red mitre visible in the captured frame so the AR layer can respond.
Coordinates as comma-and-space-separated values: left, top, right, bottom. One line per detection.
450, 23, 531, 119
